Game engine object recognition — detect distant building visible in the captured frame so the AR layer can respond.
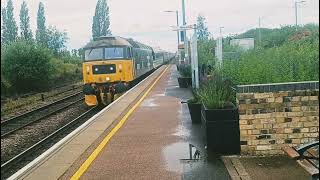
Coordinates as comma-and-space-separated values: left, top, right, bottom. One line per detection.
230, 38, 254, 50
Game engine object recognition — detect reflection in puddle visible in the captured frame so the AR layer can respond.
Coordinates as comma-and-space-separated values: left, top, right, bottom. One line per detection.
162, 142, 201, 173
140, 98, 158, 107
154, 93, 165, 97
173, 125, 190, 137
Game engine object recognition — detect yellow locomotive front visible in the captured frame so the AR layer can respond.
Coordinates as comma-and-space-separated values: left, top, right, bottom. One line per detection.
82, 37, 134, 106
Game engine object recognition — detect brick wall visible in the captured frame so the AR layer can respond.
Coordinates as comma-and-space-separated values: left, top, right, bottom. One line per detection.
236, 81, 319, 155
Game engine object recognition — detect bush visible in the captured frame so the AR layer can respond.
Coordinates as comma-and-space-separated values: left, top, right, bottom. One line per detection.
178, 64, 192, 77
49, 58, 82, 84
198, 39, 215, 67
198, 73, 235, 109
222, 39, 319, 85
187, 90, 200, 103
2, 40, 53, 92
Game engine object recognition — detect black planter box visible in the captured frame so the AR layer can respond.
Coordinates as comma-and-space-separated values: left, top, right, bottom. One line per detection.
187, 102, 201, 123
201, 104, 240, 154
178, 77, 192, 88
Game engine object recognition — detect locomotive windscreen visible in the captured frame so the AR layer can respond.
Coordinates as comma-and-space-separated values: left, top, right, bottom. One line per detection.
85, 48, 103, 61
105, 47, 131, 59
85, 47, 131, 61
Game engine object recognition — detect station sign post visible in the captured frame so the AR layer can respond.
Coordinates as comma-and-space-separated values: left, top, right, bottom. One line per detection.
171, 24, 199, 89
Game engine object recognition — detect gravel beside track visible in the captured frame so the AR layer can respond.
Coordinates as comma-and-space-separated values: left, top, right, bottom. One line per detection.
1, 105, 100, 180
1, 84, 83, 120
1, 92, 84, 137
1, 102, 89, 164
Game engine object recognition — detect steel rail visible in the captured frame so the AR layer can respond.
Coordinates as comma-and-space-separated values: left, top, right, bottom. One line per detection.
1, 96, 84, 138
1, 107, 98, 177
1, 91, 83, 126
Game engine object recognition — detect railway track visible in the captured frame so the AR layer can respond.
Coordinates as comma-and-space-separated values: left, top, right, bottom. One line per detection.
1, 106, 101, 179
1, 91, 84, 138
1, 84, 83, 114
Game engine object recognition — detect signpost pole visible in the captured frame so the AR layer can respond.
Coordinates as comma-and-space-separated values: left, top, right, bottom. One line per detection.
190, 24, 199, 89
171, 24, 199, 89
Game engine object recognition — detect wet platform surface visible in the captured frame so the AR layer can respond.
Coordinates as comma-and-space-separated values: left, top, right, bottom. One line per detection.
77, 65, 230, 179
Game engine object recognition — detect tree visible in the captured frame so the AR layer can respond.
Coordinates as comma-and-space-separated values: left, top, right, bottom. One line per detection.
71, 49, 78, 57
46, 26, 68, 55
2, 40, 52, 92
19, 1, 33, 41
92, 0, 111, 38
198, 39, 215, 67
2, 0, 18, 44
78, 48, 84, 58
196, 15, 210, 41
1, 8, 8, 45
36, 2, 47, 45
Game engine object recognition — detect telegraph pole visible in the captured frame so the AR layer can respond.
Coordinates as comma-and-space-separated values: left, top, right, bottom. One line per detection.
295, 1, 298, 30
258, 17, 261, 46
217, 27, 224, 67
295, 1, 306, 31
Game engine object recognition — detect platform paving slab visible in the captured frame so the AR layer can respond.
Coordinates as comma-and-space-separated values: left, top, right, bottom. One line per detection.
239, 155, 310, 180
223, 155, 310, 180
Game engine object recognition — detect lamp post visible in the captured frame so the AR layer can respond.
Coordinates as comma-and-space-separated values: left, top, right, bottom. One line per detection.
182, 0, 189, 64
295, 0, 306, 31
164, 10, 180, 46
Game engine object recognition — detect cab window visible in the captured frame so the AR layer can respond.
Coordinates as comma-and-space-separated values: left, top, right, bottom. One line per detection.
84, 48, 103, 61
104, 47, 132, 59
105, 47, 124, 59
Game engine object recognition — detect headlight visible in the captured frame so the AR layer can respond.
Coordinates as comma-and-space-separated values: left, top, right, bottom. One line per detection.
106, 77, 110, 81
119, 64, 122, 70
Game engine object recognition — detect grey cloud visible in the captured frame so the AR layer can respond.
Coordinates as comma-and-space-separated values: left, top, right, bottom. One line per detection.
1, 0, 318, 51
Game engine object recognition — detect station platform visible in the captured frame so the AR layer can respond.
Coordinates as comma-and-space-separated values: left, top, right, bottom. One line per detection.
8, 64, 311, 180
9, 64, 231, 180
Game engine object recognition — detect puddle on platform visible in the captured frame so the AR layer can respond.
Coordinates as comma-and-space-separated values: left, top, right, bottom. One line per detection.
167, 80, 177, 86
173, 125, 190, 137
140, 98, 158, 107
162, 142, 201, 173
154, 93, 165, 97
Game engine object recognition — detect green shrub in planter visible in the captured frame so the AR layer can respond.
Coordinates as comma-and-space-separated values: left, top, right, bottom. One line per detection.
179, 64, 192, 77
198, 75, 235, 109
187, 91, 201, 123
198, 74, 240, 154
177, 64, 192, 88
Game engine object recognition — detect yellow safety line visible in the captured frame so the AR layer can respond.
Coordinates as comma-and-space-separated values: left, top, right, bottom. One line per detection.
70, 65, 170, 180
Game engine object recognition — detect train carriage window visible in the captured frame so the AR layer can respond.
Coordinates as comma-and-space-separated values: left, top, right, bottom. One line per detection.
85, 48, 103, 61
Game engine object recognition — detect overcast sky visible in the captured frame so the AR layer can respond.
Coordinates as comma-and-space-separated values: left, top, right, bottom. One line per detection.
1, 0, 319, 52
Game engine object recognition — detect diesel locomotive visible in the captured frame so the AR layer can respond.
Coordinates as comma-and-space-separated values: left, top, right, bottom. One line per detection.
82, 36, 174, 106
